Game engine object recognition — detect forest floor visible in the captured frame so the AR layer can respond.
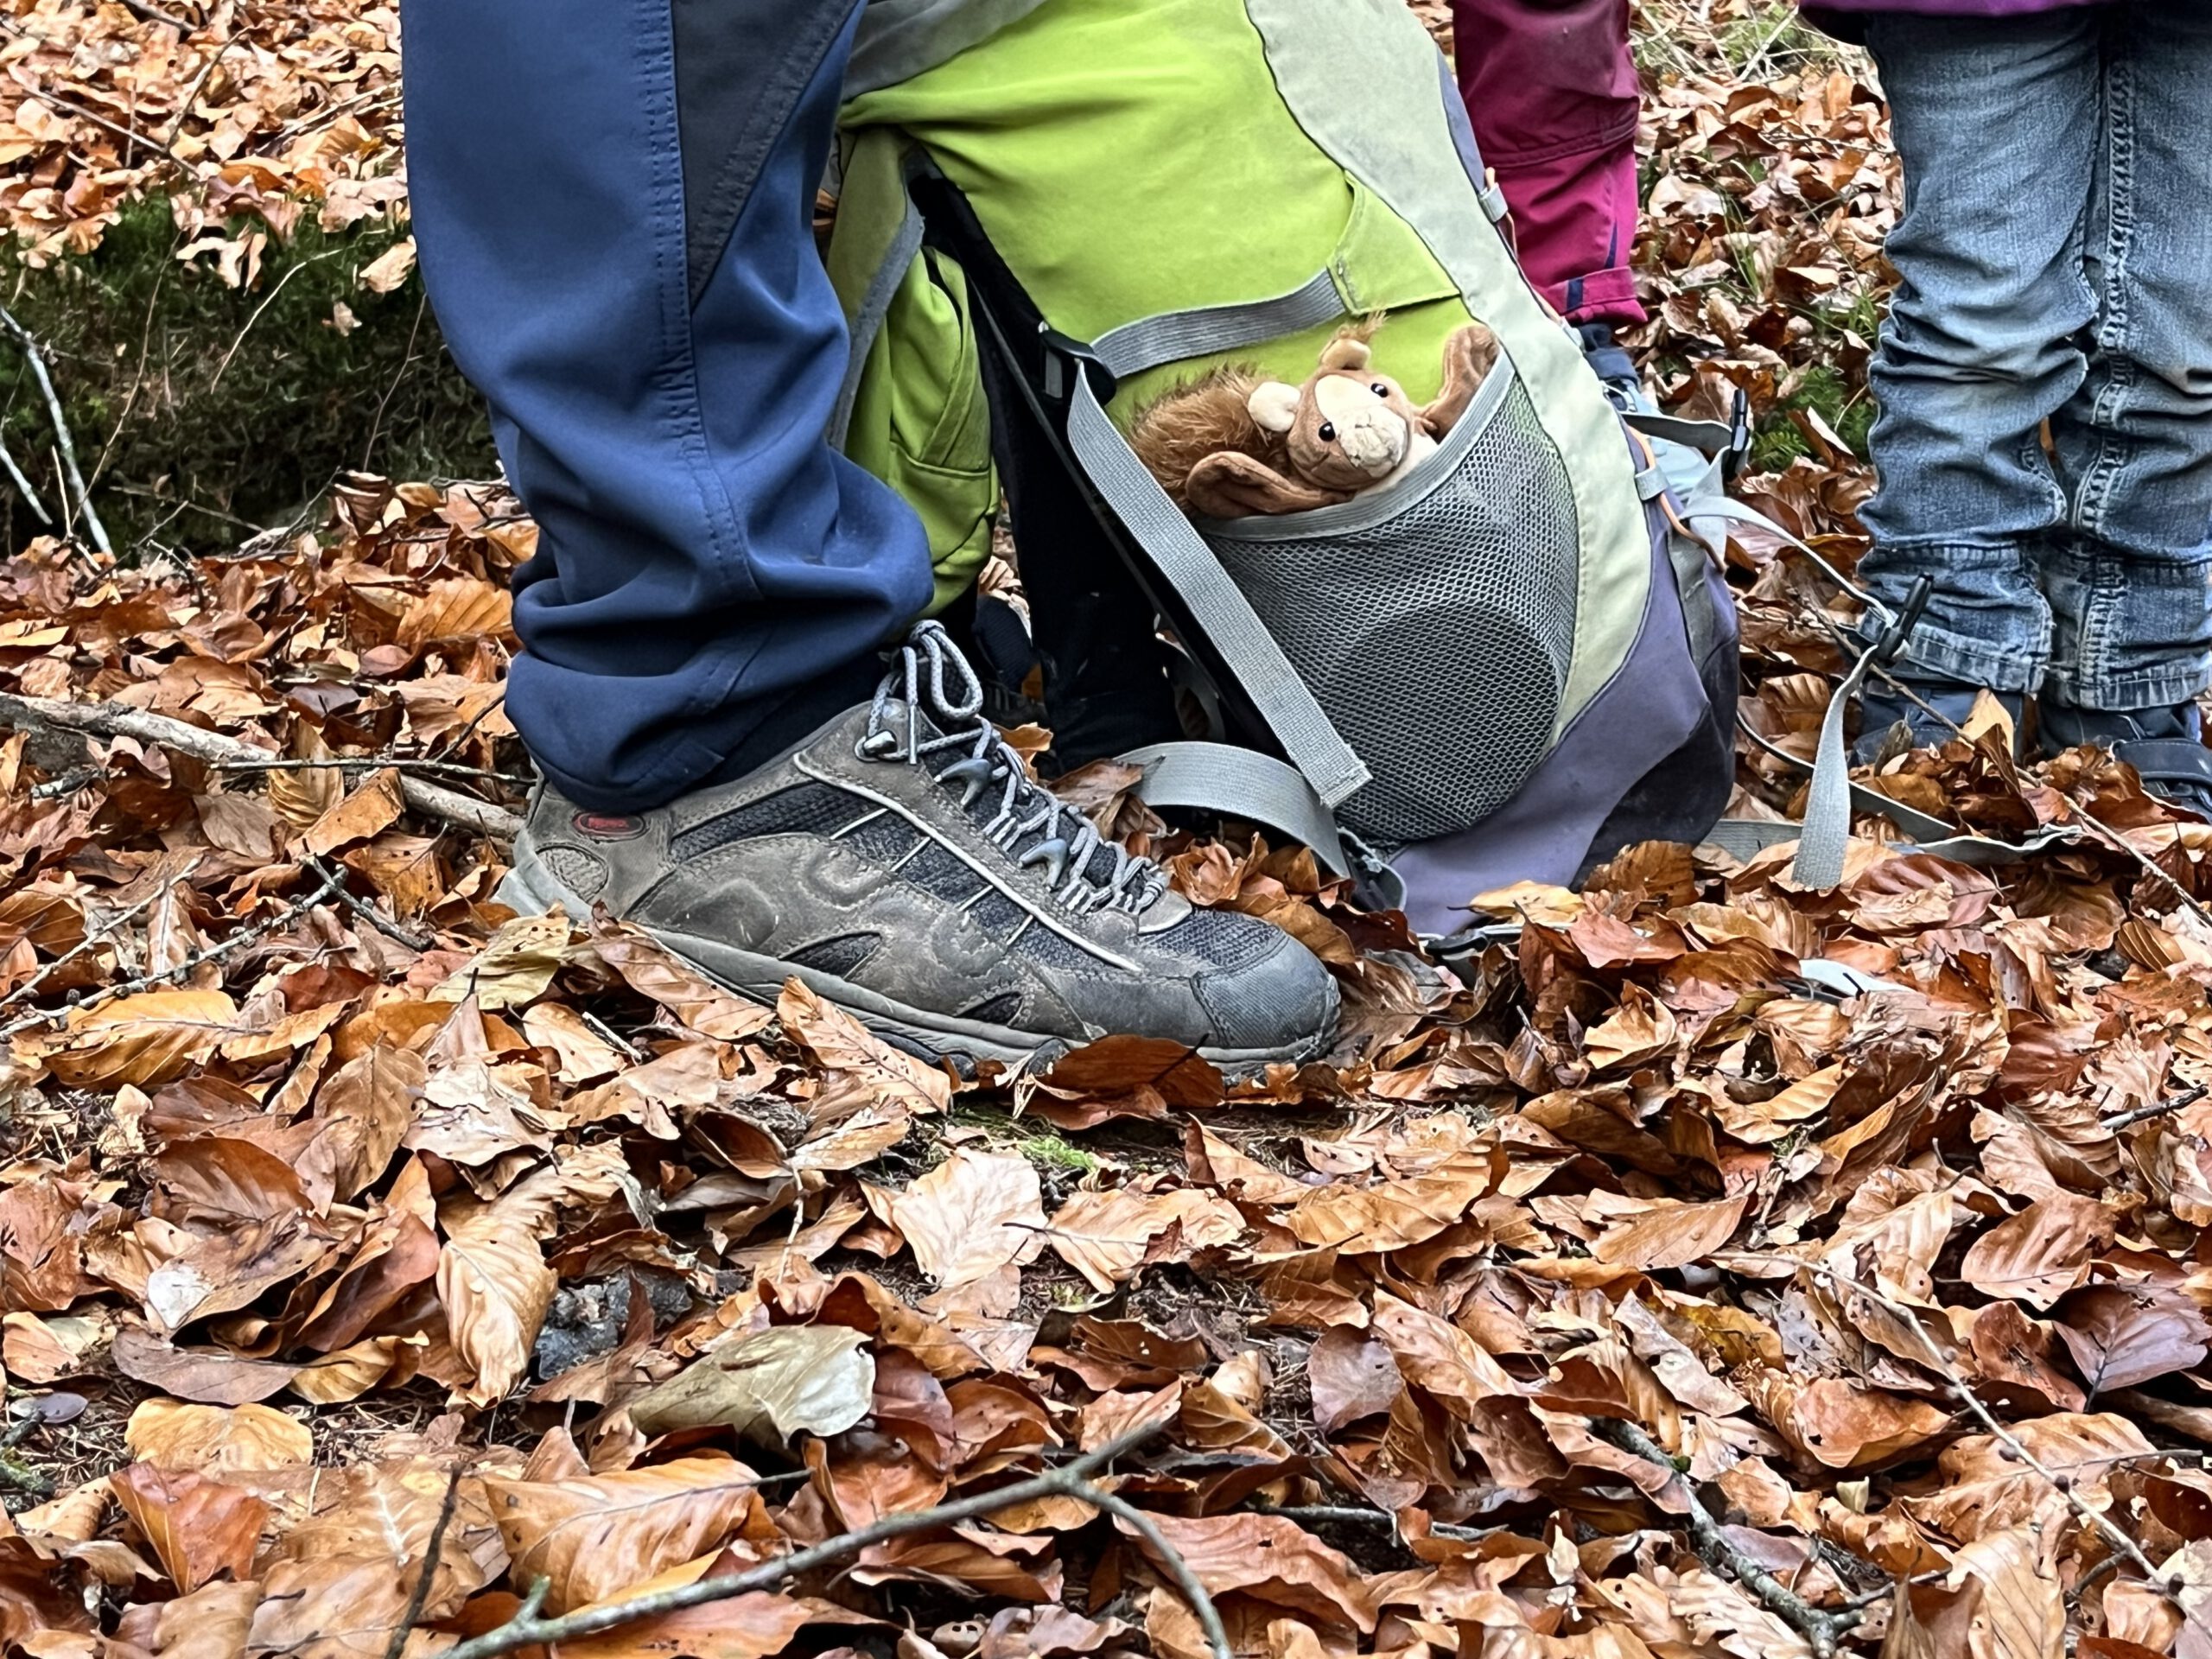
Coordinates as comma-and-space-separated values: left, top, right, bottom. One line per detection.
0, 8, 2205, 1659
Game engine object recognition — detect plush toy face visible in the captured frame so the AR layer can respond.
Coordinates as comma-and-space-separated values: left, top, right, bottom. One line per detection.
1247, 338, 1424, 492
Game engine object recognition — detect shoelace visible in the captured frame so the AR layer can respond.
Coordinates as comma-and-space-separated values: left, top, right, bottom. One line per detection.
858, 622, 1168, 915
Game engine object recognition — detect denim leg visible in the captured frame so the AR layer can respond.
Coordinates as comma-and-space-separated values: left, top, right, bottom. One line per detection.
403, 0, 935, 812
2040, 7, 2212, 711
1856, 13, 2105, 693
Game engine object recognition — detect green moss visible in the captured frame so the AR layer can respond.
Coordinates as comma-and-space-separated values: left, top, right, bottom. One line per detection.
0, 197, 493, 555
1016, 1133, 1103, 1174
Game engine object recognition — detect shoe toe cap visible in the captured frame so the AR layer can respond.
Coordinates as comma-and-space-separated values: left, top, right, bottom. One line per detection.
1192, 925, 1339, 1055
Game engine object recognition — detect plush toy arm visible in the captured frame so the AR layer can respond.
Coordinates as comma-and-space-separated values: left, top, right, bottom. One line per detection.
1185, 452, 1353, 518
1415, 323, 1503, 439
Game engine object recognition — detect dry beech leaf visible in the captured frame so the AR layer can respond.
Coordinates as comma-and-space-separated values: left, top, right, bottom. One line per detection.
1115, 1511, 1375, 1630
124, 1400, 311, 1472
1591, 1191, 1750, 1270
481, 1454, 765, 1613
779, 979, 950, 1116
431, 912, 571, 1009
890, 1149, 1047, 1292
628, 1325, 875, 1442
38, 989, 238, 1089
1957, 1194, 2114, 1310
110, 1462, 268, 1595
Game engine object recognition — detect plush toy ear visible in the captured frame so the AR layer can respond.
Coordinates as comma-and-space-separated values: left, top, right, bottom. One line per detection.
1185, 453, 1352, 518
1415, 322, 1503, 437
1247, 380, 1301, 435
1319, 336, 1372, 372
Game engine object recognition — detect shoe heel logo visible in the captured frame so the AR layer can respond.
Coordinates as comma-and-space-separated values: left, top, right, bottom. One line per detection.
573, 811, 645, 842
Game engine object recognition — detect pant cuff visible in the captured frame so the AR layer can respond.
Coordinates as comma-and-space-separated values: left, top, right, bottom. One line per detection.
2041, 664, 2212, 713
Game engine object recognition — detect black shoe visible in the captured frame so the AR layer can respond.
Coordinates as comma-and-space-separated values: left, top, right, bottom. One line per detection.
2039, 698, 2212, 817
1853, 681, 2020, 766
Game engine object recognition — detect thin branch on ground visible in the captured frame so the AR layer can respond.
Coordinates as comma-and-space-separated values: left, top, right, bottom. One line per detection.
1595, 1416, 1860, 1659
2101, 1085, 2208, 1133
582, 1010, 645, 1064
1248, 1503, 1507, 1545
0, 862, 345, 1039
0, 859, 201, 1015
381, 1467, 462, 1659
435, 1422, 1230, 1659
160, 37, 232, 149
216, 754, 531, 787
1798, 1262, 2167, 1587
118, 0, 199, 32
0, 304, 111, 556
308, 855, 433, 953
0, 431, 50, 526
1087, 1484, 1234, 1659
0, 692, 523, 840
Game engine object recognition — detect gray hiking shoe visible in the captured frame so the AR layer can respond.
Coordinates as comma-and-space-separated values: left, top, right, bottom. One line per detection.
498, 622, 1339, 1069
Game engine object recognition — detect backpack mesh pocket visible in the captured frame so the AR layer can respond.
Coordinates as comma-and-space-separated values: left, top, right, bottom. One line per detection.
1195, 360, 1582, 843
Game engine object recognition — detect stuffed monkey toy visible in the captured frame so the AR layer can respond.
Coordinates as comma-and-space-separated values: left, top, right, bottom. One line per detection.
1127, 322, 1500, 519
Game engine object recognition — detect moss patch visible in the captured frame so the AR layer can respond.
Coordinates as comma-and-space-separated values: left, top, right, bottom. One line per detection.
0, 200, 493, 555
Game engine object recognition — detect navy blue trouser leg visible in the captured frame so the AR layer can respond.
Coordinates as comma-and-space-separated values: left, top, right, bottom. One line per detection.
403, 0, 935, 811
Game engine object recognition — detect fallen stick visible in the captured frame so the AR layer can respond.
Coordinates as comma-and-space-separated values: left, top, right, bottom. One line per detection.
431, 1423, 1230, 1659
0, 692, 522, 840
1595, 1417, 1859, 1659
0, 304, 111, 556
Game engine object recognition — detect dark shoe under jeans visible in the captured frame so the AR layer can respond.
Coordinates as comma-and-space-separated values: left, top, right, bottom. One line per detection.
2039, 698, 2212, 817
499, 623, 1339, 1069
1853, 680, 2022, 766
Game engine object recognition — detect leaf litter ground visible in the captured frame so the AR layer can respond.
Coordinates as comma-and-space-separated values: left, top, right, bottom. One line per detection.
0, 8, 2210, 1659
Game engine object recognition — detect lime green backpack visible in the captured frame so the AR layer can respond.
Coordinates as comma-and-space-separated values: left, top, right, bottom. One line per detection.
822, 0, 1753, 938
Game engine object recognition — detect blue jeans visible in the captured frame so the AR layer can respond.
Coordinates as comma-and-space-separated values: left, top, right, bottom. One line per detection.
1858, 7, 2212, 711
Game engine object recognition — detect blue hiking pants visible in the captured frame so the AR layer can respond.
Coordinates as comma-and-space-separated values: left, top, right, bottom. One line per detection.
403, 0, 934, 811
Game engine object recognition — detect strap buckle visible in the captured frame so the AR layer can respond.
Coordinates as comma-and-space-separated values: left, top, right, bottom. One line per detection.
1867, 574, 1932, 671
1039, 327, 1115, 409
1723, 388, 1752, 484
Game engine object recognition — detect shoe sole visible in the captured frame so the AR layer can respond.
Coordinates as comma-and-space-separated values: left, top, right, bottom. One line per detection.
497, 856, 1325, 1074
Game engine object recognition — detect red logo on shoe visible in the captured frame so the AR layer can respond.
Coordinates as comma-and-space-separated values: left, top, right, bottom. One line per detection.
573, 812, 645, 841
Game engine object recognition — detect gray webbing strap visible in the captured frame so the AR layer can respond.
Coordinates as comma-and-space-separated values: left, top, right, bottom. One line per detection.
1478, 178, 1510, 225
1118, 741, 1351, 876
1734, 717, 2076, 872
1090, 270, 1344, 379
830, 198, 927, 452
1065, 365, 1371, 809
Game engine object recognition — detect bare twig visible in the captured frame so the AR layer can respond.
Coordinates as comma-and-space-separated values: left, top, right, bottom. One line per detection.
2101, 1084, 2208, 1133
0, 304, 111, 556
1595, 1417, 1859, 1658
308, 855, 432, 952
582, 1010, 645, 1065
118, 0, 200, 32
1799, 1262, 2166, 1587
217, 754, 531, 787
0, 693, 522, 840
435, 1423, 1230, 1659
0, 859, 201, 1014
0, 862, 345, 1039
0, 432, 50, 526
1248, 1503, 1506, 1545
1089, 1484, 1234, 1659
160, 37, 232, 149
381, 1467, 461, 1659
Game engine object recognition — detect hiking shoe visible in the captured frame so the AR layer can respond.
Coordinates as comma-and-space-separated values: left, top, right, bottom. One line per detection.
1853, 680, 2020, 766
2039, 698, 2212, 817
497, 622, 1339, 1068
